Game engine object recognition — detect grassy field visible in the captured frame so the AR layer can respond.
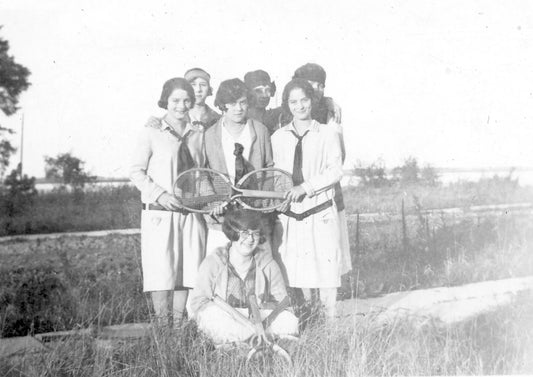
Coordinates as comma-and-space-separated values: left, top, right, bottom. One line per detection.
1, 210, 531, 337
0, 185, 141, 236
1, 179, 533, 375
342, 175, 533, 214
1, 176, 533, 236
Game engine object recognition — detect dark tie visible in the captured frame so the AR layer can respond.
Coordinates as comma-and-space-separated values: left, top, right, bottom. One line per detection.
167, 128, 195, 174
290, 130, 309, 185
234, 143, 246, 184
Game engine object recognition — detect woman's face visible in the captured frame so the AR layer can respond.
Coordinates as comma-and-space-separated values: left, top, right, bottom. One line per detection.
307, 80, 325, 101
288, 88, 312, 121
233, 228, 261, 257
252, 85, 272, 110
224, 96, 249, 123
190, 77, 210, 105
166, 88, 193, 121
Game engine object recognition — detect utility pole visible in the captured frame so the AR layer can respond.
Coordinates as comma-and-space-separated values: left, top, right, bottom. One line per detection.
19, 112, 24, 177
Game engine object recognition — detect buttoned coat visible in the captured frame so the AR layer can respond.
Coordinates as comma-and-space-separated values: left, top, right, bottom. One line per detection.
189, 245, 288, 317
130, 121, 207, 291
271, 120, 352, 288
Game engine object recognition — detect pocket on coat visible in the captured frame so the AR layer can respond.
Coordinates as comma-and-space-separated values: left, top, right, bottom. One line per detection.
141, 210, 170, 229
318, 207, 337, 224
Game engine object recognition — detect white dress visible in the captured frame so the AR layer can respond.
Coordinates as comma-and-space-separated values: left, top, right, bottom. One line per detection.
271, 120, 352, 288
130, 121, 207, 292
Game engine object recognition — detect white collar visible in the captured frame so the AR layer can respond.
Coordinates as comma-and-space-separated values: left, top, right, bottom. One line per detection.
283, 119, 319, 134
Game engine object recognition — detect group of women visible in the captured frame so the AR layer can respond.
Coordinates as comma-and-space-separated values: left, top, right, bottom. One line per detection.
129, 63, 352, 345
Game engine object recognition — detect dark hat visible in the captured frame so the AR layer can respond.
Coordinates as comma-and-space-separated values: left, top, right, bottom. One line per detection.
244, 70, 273, 89
293, 63, 326, 86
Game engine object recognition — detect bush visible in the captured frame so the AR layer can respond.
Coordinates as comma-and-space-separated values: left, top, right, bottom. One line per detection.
44, 153, 96, 189
352, 159, 390, 188
0, 168, 37, 234
355, 157, 440, 188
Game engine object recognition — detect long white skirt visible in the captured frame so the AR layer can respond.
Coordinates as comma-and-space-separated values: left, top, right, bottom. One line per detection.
277, 206, 351, 288
141, 209, 207, 292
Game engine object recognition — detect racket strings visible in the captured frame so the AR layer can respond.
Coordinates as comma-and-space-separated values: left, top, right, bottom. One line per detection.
237, 170, 293, 211
174, 170, 231, 211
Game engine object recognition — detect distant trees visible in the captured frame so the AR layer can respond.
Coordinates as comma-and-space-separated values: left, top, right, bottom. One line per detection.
0, 29, 35, 227
353, 157, 440, 188
44, 153, 95, 189
0, 137, 16, 178
0, 30, 31, 180
352, 158, 389, 187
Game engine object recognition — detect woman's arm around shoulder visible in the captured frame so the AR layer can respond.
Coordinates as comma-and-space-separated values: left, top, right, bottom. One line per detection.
251, 119, 274, 168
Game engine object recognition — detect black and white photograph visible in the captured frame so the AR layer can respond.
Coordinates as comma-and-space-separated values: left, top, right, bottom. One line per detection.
1, 0, 532, 375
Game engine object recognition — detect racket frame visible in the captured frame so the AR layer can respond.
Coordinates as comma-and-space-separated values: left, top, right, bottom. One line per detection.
234, 167, 294, 212
172, 167, 292, 214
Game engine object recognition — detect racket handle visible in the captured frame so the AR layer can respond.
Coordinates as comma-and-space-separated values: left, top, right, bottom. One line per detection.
238, 189, 287, 199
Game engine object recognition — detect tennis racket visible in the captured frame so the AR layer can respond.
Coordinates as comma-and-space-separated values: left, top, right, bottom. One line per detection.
172, 168, 294, 214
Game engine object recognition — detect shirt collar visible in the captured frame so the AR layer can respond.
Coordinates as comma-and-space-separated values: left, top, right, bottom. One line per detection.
283, 119, 319, 134
162, 118, 195, 134
221, 119, 251, 140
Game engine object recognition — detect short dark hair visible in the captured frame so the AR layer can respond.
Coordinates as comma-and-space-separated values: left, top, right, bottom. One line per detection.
158, 77, 196, 110
222, 208, 266, 244
293, 63, 327, 86
281, 78, 316, 115
244, 70, 276, 96
214, 78, 254, 112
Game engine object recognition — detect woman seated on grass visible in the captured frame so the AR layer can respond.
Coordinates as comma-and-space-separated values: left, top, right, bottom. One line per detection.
189, 208, 298, 345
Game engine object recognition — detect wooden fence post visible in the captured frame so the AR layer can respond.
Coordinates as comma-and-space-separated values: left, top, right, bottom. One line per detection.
402, 198, 408, 253
355, 210, 360, 257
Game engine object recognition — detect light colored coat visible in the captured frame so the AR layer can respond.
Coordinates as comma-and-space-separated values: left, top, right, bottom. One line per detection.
130, 122, 206, 203
129, 122, 207, 291
271, 120, 352, 288
189, 245, 288, 317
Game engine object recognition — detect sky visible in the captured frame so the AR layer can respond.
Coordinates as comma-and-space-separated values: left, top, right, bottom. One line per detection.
0, 0, 532, 178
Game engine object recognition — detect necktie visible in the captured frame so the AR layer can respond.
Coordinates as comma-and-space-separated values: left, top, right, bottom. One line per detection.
167, 128, 195, 174
290, 130, 309, 185
234, 143, 246, 184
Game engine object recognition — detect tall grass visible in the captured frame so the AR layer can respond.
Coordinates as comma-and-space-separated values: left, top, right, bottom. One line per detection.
2, 297, 532, 376
0, 235, 148, 337
343, 211, 533, 299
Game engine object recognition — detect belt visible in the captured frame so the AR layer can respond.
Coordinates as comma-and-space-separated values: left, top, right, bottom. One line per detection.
142, 203, 189, 214
282, 199, 334, 221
